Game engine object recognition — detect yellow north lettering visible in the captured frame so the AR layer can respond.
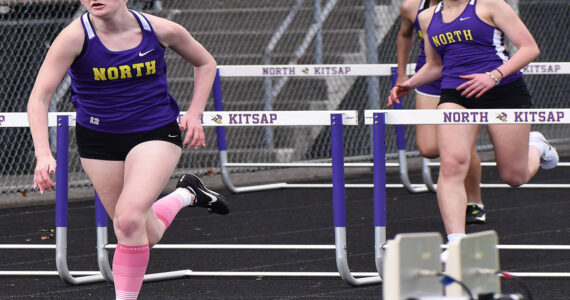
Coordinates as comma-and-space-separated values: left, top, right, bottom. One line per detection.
107, 67, 119, 80
132, 63, 144, 77
93, 60, 156, 81
93, 68, 107, 81
453, 30, 463, 42
463, 29, 473, 40
432, 30, 473, 47
445, 32, 456, 43
119, 65, 132, 79
145, 60, 156, 75
432, 36, 441, 47
438, 33, 447, 45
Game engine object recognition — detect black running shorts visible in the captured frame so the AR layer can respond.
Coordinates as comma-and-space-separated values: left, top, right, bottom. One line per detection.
76, 121, 183, 161
439, 77, 533, 109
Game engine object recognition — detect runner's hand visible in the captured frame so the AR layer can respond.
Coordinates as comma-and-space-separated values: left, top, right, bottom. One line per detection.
34, 154, 56, 194
179, 113, 206, 149
387, 83, 412, 107
457, 73, 497, 98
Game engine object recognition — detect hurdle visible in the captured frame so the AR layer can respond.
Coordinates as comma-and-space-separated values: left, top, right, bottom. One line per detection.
390, 62, 570, 193
0, 113, 104, 284
213, 64, 432, 193
366, 108, 570, 278
0, 111, 382, 286
213, 64, 391, 193
215, 62, 570, 194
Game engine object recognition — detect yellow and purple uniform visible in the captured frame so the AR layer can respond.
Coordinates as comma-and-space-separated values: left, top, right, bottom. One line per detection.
68, 10, 179, 134
427, 0, 522, 90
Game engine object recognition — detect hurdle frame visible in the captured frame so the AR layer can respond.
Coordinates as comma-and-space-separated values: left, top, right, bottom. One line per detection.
214, 64, 424, 193
214, 64, 393, 193
215, 62, 570, 194
366, 108, 570, 278
0, 111, 383, 286
388, 63, 570, 193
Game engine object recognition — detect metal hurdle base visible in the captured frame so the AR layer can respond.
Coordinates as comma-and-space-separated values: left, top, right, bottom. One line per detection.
82, 112, 382, 287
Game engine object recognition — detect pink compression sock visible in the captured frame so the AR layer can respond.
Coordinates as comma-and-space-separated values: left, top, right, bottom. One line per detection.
151, 190, 187, 229
113, 244, 150, 300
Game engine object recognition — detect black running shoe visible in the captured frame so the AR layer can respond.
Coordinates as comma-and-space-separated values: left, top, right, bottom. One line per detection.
176, 174, 229, 215
466, 204, 486, 225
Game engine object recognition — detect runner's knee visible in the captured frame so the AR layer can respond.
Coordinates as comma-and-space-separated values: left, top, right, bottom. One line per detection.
114, 211, 146, 238
439, 157, 469, 179
416, 141, 439, 159
498, 169, 528, 187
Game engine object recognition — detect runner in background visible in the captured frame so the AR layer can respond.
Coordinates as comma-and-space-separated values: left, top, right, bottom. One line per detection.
396, 0, 486, 225
389, 0, 558, 256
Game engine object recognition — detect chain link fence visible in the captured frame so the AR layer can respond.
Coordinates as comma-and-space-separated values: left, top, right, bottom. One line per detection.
0, 0, 568, 195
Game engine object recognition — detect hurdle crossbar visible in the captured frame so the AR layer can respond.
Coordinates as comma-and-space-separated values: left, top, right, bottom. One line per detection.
367, 109, 570, 278
364, 109, 570, 125
1, 111, 382, 287
388, 64, 570, 194
367, 108, 570, 186
214, 63, 570, 194
217, 62, 570, 77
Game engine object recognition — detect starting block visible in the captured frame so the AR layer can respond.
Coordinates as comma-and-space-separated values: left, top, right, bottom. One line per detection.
445, 231, 500, 297
383, 230, 501, 300
383, 232, 443, 300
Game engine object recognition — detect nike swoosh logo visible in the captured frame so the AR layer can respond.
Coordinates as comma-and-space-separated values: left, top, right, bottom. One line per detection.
168, 134, 178, 138
199, 188, 218, 202
139, 49, 154, 57
460, 17, 470, 21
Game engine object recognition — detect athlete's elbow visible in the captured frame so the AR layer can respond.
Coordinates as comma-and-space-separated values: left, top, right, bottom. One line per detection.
195, 55, 217, 75
435, 64, 442, 74
207, 57, 218, 75
397, 30, 413, 40
524, 42, 540, 61
27, 88, 53, 112
530, 46, 540, 61
205, 53, 217, 70
429, 64, 442, 76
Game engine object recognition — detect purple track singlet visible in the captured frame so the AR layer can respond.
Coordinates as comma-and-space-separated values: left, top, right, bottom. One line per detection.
427, 0, 522, 89
68, 10, 179, 133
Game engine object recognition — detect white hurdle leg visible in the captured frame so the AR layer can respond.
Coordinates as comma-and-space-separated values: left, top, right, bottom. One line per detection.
398, 149, 430, 193
422, 157, 437, 192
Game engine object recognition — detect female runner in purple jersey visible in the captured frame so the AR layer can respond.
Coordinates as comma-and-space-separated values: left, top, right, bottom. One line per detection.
396, 0, 486, 225
388, 0, 558, 251
27, 0, 228, 298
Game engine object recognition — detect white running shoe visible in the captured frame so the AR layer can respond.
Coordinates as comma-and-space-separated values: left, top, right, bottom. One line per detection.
440, 249, 448, 263
529, 131, 559, 169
